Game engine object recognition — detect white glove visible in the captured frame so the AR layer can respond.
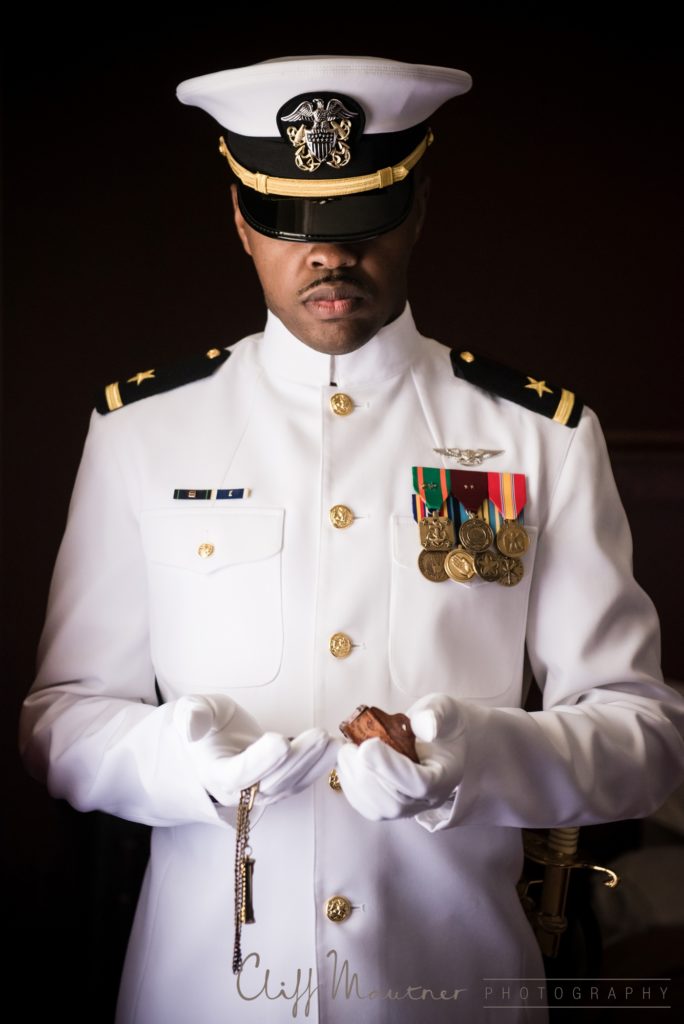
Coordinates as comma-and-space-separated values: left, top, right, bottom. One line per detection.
173, 694, 338, 806
336, 693, 467, 821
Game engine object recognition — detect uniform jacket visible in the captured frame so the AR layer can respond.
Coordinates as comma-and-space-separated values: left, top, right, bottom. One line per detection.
20, 305, 684, 1023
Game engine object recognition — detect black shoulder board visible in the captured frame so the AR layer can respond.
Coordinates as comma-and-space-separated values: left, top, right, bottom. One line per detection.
450, 349, 583, 428
96, 347, 231, 414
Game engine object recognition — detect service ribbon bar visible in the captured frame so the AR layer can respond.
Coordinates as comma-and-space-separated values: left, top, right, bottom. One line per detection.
173, 488, 250, 500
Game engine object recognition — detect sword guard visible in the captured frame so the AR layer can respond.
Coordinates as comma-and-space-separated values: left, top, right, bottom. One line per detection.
522, 831, 620, 887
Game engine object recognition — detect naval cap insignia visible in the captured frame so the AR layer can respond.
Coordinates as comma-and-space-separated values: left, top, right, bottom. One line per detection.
278, 93, 364, 174
433, 448, 505, 467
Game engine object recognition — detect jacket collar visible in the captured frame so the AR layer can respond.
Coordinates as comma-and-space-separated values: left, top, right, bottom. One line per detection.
256, 303, 420, 387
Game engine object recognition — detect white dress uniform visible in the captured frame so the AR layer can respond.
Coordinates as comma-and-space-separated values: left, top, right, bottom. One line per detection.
20, 304, 684, 1024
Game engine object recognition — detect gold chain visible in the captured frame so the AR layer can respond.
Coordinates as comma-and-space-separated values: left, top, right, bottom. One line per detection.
232, 783, 258, 974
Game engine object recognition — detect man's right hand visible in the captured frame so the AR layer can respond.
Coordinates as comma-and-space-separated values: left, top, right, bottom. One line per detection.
172, 694, 338, 806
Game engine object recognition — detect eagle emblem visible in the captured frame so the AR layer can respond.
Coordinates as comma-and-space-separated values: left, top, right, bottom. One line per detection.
280, 97, 358, 172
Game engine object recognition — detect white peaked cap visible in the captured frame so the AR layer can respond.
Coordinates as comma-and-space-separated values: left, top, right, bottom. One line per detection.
176, 55, 472, 136
176, 55, 472, 243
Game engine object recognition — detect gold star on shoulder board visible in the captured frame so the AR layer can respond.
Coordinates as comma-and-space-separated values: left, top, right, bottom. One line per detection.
525, 376, 553, 398
127, 369, 156, 386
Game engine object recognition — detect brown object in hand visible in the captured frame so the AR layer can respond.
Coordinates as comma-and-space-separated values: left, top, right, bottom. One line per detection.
339, 705, 419, 763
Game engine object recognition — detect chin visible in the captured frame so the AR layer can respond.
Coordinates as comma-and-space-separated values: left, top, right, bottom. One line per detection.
303, 319, 380, 356
304, 335, 372, 356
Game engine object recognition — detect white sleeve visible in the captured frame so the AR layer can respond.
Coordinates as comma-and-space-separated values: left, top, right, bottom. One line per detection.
19, 410, 223, 828
417, 407, 684, 832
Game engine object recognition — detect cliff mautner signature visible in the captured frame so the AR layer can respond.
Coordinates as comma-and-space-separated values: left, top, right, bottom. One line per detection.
236, 949, 467, 1018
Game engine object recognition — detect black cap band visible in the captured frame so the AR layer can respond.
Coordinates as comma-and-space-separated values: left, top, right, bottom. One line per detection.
226, 122, 427, 181
237, 175, 415, 242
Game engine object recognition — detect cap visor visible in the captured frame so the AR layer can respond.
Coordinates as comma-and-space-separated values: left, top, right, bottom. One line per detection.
237, 176, 414, 243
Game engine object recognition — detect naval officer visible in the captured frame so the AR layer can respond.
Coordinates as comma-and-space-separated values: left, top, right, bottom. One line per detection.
20, 55, 684, 1023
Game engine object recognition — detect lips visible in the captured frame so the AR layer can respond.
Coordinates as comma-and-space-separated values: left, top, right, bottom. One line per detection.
301, 281, 367, 319
304, 283, 365, 302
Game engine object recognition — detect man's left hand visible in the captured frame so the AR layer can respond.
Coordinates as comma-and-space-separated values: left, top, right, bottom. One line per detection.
336, 693, 467, 821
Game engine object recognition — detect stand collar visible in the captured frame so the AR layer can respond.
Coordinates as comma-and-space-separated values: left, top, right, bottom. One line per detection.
256, 303, 420, 386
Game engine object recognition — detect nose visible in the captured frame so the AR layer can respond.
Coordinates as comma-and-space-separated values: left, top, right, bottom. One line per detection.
305, 241, 359, 270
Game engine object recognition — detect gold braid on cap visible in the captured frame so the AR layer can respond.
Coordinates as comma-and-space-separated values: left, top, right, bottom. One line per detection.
218, 130, 433, 198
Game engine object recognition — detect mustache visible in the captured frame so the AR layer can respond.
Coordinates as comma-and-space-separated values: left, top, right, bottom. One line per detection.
298, 272, 369, 298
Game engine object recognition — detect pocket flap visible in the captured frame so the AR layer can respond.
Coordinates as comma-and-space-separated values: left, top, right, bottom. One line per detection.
141, 507, 284, 574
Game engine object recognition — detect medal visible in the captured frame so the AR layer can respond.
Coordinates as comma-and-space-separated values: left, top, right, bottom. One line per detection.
488, 471, 529, 556
444, 546, 476, 583
413, 466, 455, 555
411, 465, 530, 591
451, 470, 494, 552
474, 549, 503, 581
418, 549, 449, 582
497, 556, 524, 587
419, 515, 455, 551
459, 515, 494, 553
496, 521, 530, 557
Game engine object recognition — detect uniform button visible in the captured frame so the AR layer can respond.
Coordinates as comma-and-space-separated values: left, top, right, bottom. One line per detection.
329, 632, 353, 658
328, 768, 342, 792
206, 347, 222, 359
197, 542, 215, 558
330, 393, 353, 416
324, 895, 352, 922
329, 504, 354, 529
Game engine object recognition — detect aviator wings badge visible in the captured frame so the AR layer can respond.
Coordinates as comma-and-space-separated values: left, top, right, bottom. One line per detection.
279, 95, 360, 172
433, 448, 504, 467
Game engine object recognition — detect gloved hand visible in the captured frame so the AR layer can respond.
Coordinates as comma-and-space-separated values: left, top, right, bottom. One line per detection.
173, 694, 338, 806
336, 693, 467, 821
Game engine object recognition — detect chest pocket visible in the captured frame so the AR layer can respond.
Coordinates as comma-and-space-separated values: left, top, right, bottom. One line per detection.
140, 507, 284, 688
389, 515, 538, 704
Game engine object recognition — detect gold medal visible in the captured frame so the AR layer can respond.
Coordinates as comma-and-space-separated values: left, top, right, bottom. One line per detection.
413, 468, 455, 577
496, 520, 530, 557
474, 549, 503, 582
497, 556, 524, 587
419, 514, 455, 552
444, 546, 476, 583
418, 549, 449, 582
459, 516, 494, 553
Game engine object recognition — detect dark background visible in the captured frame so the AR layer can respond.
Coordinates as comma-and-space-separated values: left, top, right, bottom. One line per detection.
3, 7, 683, 1022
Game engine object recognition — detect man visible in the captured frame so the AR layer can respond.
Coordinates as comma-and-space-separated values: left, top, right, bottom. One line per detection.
19, 55, 684, 1023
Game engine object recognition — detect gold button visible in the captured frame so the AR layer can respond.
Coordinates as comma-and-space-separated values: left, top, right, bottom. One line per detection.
329, 632, 353, 659
460, 351, 475, 363
198, 542, 215, 558
329, 504, 354, 529
328, 768, 342, 792
330, 393, 353, 416
206, 348, 222, 359
325, 895, 352, 923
